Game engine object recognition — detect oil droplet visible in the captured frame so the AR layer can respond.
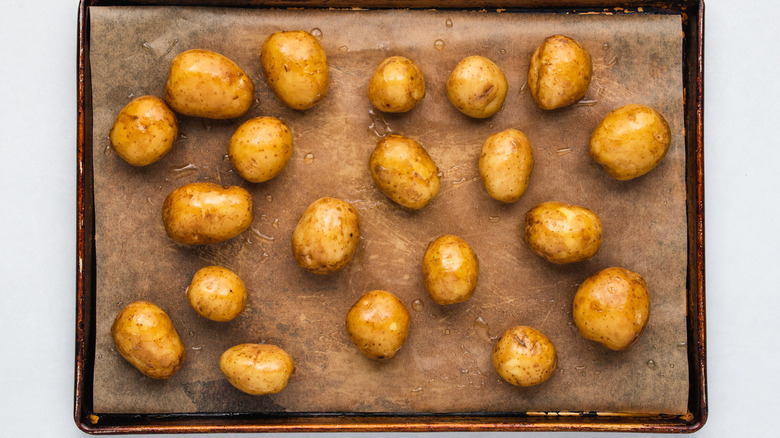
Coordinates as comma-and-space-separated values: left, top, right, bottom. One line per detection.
452, 177, 467, 186
188, 330, 195, 337
647, 359, 656, 368
265, 194, 273, 203
434, 39, 445, 51
411, 299, 424, 312
191, 346, 202, 351
474, 316, 498, 341
310, 28, 323, 40
303, 153, 315, 164
519, 81, 528, 94
444, 329, 451, 335
437, 170, 444, 178
104, 142, 112, 155
169, 163, 198, 178
272, 218, 280, 229
338, 45, 349, 52
556, 147, 573, 156
411, 387, 424, 395
670, 363, 675, 368
677, 341, 687, 348
260, 251, 271, 263
445, 18, 453, 28
575, 365, 586, 371
575, 98, 598, 107
141, 42, 153, 51
500, 48, 506, 55
367, 109, 393, 138
146, 197, 154, 207
488, 216, 500, 223
162, 39, 179, 57
251, 228, 275, 242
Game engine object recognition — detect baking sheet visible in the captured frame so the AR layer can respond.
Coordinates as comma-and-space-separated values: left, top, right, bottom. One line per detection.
89, 6, 688, 415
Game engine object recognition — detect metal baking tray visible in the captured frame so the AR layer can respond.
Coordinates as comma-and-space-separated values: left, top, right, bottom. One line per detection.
75, 0, 705, 433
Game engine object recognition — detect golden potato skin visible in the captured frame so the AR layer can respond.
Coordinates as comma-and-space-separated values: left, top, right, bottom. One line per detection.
291, 197, 361, 274
573, 267, 651, 351
261, 30, 329, 110
111, 301, 185, 379
162, 182, 253, 245
220, 344, 295, 395
527, 35, 593, 110
369, 134, 440, 209
367, 56, 426, 113
422, 235, 479, 305
479, 129, 534, 203
109, 95, 178, 166
186, 266, 247, 322
164, 49, 254, 119
525, 201, 603, 264
589, 104, 672, 180
492, 325, 557, 387
229, 116, 293, 183
346, 290, 411, 360
447, 55, 508, 118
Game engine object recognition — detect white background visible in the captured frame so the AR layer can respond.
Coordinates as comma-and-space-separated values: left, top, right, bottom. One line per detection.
0, 0, 776, 437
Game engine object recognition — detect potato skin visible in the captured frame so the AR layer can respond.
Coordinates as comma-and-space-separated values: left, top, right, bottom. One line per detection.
479, 129, 534, 203
220, 344, 295, 395
589, 104, 672, 180
527, 35, 592, 110
109, 95, 178, 166
164, 49, 254, 119
447, 56, 508, 118
573, 267, 651, 351
525, 201, 603, 264
492, 325, 557, 387
111, 301, 185, 379
229, 116, 293, 183
422, 235, 479, 305
369, 134, 440, 209
186, 266, 247, 322
346, 290, 411, 360
162, 182, 253, 245
367, 56, 426, 113
261, 30, 329, 110
291, 197, 361, 274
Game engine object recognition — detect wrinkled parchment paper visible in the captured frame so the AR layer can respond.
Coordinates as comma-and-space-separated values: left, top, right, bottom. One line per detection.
90, 6, 688, 415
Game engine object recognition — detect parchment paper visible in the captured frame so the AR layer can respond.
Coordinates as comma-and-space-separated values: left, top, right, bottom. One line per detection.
90, 6, 689, 415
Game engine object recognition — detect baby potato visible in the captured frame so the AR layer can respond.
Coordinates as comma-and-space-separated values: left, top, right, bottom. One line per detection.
291, 197, 360, 274
111, 301, 185, 379
229, 116, 293, 183
369, 134, 440, 209
346, 290, 411, 360
525, 201, 603, 264
164, 49, 254, 119
367, 56, 426, 113
422, 235, 479, 305
261, 30, 329, 110
492, 325, 557, 387
589, 104, 672, 180
109, 95, 178, 166
447, 55, 508, 118
479, 129, 534, 203
573, 267, 651, 351
162, 182, 253, 245
220, 343, 294, 395
527, 35, 593, 110
186, 266, 247, 322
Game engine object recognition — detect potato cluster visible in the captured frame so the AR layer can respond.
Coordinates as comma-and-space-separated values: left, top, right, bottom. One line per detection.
109, 26, 669, 397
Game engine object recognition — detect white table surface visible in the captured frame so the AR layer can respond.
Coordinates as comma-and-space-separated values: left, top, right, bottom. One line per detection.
1, 1, 776, 436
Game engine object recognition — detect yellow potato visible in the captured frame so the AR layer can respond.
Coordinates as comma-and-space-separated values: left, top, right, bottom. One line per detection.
573, 267, 651, 351
589, 104, 672, 180
479, 129, 534, 203
164, 49, 254, 119
367, 56, 426, 113
229, 116, 293, 183
422, 235, 479, 305
186, 266, 247, 322
111, 301, 185, 379
524, 201, 603, 264
261, 30, 329, 110
220, 343, 294, 395
446, 55, 508, 118
369, 134, 440, 209
291, 197, 360, 274
346, 290, 411, 360
109, 95, 178, 166
162, 182, 253, 245
527, 35, 593, 110
492, 325, 557, 387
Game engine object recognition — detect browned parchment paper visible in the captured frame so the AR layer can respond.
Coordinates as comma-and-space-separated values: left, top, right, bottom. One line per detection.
90, 6, 688, 415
